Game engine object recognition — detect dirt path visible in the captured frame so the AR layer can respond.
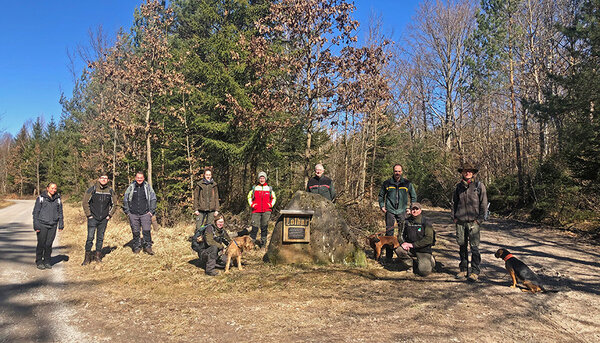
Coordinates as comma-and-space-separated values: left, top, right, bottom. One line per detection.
0, 200, 87, 343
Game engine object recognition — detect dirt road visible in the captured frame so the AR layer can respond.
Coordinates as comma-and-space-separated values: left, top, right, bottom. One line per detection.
0, 200, 87, 342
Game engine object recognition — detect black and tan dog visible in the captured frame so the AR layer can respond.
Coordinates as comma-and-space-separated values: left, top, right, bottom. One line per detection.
366, 231, 401, 261
495, 248, 545, 293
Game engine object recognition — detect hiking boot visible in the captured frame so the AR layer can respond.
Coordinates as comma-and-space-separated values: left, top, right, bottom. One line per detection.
133, 247, 142, 254
468, 273, 480, 282
95, 251, 103, 263
81, 251, 92, 266
456, 271, 467, 279
44, 263, 53, 269
37, 263, 46, 270
144, 246, 155, 255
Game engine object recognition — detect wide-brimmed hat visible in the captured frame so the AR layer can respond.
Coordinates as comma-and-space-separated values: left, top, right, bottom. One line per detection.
457, 164, 479, 173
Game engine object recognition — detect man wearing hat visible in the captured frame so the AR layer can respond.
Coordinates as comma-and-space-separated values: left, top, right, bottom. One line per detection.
247, 171, 276, 248
396, 202, 436, 276
451, 163, 488, 282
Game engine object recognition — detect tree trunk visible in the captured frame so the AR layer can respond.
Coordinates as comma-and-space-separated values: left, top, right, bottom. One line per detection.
509, 47, 524, 200
146, 92, 153, 186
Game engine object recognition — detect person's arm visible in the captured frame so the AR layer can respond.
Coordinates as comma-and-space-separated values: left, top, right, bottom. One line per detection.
214, 185, 220, 212
378, 181, 387, 211
57, 197, 64, 230
247, 188, 254, 207
148, 184, 157, 215
123, 185, 131, 215
270, 188, 276, 207
477, 182, 488, 223
108, 188, 118, 218
408, 183, 417, 209
32, 197, 41, 231
82, 187, 93, 218
451, 186, 458, 222
193, 185, 200, 213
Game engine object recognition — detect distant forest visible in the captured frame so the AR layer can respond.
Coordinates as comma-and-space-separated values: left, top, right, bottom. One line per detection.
0, 0, 598, 231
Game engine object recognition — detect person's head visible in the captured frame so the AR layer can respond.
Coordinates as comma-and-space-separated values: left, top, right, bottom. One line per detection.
314, 164, 325, 177
98, 173, 109, 186
410, 202, 422, 217
46, 182, 57, 196
258, 171, 267, 185
135, 172, 145, 185
214, 214, 225, 228
204, 168, 213, 181
458, 164, 478, 181
393, 164, 403, 179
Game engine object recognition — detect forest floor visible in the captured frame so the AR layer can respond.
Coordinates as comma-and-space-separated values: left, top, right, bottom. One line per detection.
55, 203, 600, 342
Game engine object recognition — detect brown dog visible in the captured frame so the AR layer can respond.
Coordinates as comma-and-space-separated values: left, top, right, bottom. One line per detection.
495, 248, 545, 293
224, 235, 254, 273
366, 231, 401, 260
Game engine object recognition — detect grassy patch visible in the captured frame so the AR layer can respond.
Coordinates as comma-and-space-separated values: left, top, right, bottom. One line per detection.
0, 199, 14, 209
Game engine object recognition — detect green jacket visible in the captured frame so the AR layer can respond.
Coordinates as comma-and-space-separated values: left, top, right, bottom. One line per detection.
193, 179, 220, 212
378, 177, 417, 215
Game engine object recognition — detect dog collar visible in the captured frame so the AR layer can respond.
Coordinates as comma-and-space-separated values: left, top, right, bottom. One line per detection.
503, 253, 514, 261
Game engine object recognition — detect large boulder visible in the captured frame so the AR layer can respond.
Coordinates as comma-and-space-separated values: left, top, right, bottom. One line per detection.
265, 191, 366, 266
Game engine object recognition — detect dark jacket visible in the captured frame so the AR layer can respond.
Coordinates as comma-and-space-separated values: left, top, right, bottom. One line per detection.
306, 175, 336, 201
32, 191, 64, 230
203, 224, 231, 249
401, 214, 434, 254
193, 179, 220, 212
82, 182, 118, 220
451, 179, 488, 223
123, 181, 157, 215
378, 177, 417, 215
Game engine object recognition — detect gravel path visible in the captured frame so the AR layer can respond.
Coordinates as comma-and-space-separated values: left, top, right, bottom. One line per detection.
0, 200, 87, 343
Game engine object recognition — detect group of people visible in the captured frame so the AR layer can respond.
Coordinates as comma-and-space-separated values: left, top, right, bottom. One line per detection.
32, 162, 487, 281
377, 163, 488, 281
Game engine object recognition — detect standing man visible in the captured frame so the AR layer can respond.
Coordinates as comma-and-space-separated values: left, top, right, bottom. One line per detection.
193, 168, 220, 229
82, 173, 118, 265
306, 163, 336, 201
123, 171, 157, 255
396, 203, 435, 276
32, 182, 64, 270
247, 171, 276, 248
378, 164, 417, 263
451, 163, 488, 282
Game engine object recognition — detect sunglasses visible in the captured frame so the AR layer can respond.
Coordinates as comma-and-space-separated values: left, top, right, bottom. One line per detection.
410, 207, 420, 211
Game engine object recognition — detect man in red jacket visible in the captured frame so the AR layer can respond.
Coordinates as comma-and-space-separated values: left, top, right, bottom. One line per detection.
247, 171, 276, 248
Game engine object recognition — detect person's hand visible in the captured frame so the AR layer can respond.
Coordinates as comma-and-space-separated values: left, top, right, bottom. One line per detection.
58, 228, 63, 232
401, 242, 413, 251
88, 216, 93, 219
35, 230, 40, 233
381, 207, 387, 213
106, 216, 111, 220
149, 213, 153, 217
453, 218, 458, 224
405, 208, 411, 215
194, 211, 200, 216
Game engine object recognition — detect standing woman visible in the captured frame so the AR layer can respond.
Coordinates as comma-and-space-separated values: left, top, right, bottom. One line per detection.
193, 168, 220, 229
32, 182, 64, 270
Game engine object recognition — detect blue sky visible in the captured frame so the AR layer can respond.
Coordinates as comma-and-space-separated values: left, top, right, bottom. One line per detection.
0, 0, 419, 136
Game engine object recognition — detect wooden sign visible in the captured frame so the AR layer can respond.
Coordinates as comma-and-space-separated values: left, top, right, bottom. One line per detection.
281, 209, 314, 243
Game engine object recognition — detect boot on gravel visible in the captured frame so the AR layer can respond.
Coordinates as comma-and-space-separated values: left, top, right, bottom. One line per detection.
81, 251, 92, 266
95, 251, 103, 263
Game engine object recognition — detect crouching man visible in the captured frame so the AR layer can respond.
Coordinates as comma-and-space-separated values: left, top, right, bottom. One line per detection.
200, 214, 230, 276
395, 202, 436, 276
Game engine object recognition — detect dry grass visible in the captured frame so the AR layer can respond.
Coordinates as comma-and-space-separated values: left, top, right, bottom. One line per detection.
59, 202, 420, 341
0, 199, 14, 209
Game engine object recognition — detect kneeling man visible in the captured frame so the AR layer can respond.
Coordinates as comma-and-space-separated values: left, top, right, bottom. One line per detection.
396, 203, 435, 276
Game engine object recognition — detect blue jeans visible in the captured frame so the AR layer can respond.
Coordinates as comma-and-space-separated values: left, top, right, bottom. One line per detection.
85, 217, 108, 252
